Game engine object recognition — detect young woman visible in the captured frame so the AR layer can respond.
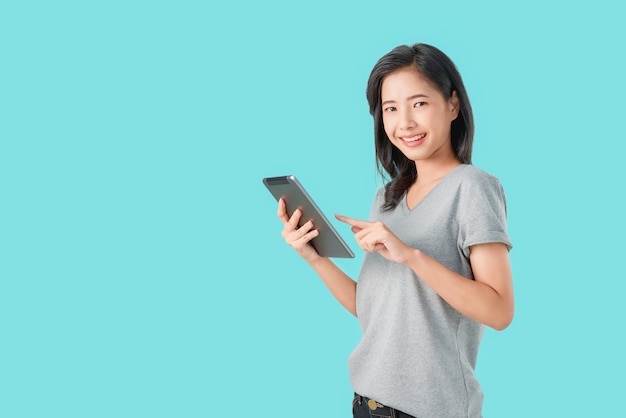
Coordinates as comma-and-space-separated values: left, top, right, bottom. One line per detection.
277, 43, 513, 418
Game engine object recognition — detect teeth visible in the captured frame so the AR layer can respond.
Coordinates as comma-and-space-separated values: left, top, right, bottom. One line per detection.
404, 134, 425, 142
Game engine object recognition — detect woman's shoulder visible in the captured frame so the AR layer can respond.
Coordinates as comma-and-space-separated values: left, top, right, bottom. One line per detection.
373, 185, 387, 203
454, 164, 502, 188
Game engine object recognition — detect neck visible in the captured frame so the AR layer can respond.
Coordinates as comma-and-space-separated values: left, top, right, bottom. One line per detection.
414, 157, 462, 184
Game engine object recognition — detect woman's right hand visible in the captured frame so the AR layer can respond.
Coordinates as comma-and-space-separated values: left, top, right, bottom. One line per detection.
277, 197, 322, 262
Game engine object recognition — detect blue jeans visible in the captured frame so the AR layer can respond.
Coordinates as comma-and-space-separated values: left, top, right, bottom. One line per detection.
352, 393, 416, 418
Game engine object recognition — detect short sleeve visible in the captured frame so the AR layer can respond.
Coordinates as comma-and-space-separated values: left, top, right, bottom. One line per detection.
458, 176, 512, 258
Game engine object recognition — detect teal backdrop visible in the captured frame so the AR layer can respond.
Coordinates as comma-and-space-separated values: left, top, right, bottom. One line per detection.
1, 1, 624, 416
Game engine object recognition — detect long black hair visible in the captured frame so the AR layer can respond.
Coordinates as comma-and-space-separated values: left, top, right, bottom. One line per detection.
366, 43, 474, 211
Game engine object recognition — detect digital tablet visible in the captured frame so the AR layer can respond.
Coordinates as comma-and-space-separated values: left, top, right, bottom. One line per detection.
263, 175, 355, 258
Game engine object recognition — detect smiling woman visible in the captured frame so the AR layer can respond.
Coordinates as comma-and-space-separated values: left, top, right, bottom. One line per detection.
273, 43, 513, 418
381, 68, 459, 170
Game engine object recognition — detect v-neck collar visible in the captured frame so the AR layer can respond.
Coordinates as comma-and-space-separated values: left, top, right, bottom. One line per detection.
401, 164, 467, 213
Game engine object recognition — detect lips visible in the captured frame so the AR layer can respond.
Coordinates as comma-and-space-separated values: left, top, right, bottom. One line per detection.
400, 133, 426, 147
403, 133, 426, 142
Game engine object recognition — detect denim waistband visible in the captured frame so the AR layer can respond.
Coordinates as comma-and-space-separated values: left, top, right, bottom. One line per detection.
354, 393, 385, 411
353, 393, 416, 418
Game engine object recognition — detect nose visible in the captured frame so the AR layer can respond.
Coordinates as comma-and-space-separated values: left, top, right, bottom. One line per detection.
399, 106, 417, 130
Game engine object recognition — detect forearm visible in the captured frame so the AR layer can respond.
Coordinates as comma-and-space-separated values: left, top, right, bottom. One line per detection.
405, 249, 513, 330
307, 257, 357, 317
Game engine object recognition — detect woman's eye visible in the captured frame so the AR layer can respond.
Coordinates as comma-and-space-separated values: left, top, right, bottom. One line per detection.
414, 102, 426, 108
383, 106, 397, 112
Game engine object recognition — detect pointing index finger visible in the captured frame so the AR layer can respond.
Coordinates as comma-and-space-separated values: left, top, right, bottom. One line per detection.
335, 214, 369, 228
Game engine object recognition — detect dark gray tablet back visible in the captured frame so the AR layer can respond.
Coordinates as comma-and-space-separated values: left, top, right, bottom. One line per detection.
263, 175, 355, 258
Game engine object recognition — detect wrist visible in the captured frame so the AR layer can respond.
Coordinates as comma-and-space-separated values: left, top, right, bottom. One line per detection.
306, 253, 326, 266
402, 247, 423, 268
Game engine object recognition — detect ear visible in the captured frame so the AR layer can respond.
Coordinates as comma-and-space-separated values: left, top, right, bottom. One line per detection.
449, 90, 460, 120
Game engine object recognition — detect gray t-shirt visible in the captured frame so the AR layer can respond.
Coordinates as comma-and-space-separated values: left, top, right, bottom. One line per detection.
349, 164, 512, 418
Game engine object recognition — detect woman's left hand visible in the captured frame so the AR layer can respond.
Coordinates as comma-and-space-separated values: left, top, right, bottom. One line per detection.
335, 214, 415, 264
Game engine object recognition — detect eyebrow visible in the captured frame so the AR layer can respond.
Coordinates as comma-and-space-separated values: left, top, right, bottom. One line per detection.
381, 94, 429, 106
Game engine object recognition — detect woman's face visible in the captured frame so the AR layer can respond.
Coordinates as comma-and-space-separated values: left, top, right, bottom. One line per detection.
381, 66, 459, 164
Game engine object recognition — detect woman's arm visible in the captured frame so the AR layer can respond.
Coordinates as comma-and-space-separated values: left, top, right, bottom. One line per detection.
306, 257, 358, 316
406, 242, 513, 330
336, 215, 513, 329
277, 199, 358, 316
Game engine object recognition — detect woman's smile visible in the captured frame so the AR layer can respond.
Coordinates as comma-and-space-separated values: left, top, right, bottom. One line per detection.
399, 133, 427, 146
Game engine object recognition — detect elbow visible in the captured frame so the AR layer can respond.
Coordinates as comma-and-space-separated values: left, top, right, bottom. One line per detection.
491, 318, 512, 331
487, 291, 514, 331
490, 308, 514, 331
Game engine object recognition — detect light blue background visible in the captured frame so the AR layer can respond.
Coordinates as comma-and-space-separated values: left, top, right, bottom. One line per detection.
1, 1, 624, 416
